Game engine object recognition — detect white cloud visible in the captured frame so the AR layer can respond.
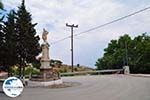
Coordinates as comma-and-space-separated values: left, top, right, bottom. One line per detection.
3, 0, 150, 68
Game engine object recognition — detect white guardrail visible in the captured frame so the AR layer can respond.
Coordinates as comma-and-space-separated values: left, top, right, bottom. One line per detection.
60, 69, 123, 76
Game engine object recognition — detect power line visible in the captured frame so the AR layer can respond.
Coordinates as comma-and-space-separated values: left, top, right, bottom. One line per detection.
50, 6, 150, 45
50, 36, 71, 45
75, 6, 150, 36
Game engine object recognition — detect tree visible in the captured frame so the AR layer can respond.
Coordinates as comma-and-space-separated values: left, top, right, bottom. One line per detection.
3, 10, 17, 76
15, 0, 41, 77
0, 0, 4, 19
129, 34, 150, 73
96, 34, 131, 69
95, 33, 150, 73
0, 22, 4, 66
50, 59, 62, 68
0, 0, 3, 10
0, 0, 4, 67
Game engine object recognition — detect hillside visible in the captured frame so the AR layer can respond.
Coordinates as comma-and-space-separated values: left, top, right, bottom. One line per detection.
59, 64, 95, 73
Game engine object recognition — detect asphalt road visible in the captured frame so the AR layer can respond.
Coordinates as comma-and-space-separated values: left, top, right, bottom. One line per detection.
0, 75, 150, 100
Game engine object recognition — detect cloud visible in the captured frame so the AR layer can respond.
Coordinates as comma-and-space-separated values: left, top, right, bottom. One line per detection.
3, 0, 150, 68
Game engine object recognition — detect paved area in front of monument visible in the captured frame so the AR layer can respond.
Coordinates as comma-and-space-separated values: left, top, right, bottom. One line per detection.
0, 75, 150, 100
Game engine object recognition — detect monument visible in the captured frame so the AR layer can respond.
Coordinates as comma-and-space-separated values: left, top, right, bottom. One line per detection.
29, 29, 62, 86
40, 28, 52, 81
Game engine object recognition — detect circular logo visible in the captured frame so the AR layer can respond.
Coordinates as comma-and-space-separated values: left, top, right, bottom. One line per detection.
2, 77, 24, 97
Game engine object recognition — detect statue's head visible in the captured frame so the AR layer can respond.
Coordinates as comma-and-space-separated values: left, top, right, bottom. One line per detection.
43, 28, 48, 35
42, 28, 48, 42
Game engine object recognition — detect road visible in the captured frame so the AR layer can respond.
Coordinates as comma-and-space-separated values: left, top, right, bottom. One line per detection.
0, 75, 150, 100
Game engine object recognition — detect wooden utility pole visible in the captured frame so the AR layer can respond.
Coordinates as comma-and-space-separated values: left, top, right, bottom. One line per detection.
66, 23, 78, 72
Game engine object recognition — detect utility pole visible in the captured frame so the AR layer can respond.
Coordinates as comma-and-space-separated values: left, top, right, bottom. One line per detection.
125, 41, 128, 66
66, 23, 78, 72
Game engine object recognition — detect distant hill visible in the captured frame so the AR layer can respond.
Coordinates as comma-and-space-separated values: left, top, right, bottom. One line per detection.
59, 64, 95, 73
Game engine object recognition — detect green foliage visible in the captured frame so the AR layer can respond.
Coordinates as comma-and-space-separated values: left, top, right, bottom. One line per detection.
0, 0, 5, 70
3, 10, 17, 66
95, 33, 150, 73
50, 59, 62, 67
0, 10, 17, 76
32, 60, 41, 69
0, 0, 3, 10
24, 67, 40, 75
11, 66, 40, 76
0, 17, 4, 65
0, 0, 41, 77
15, 0, 41, 66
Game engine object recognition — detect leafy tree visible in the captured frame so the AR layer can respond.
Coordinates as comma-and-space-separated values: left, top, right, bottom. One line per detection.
15, 0, 41, 77
95, 34, 150, 73
129, 34, 150, 73
96, 34, 131, 69
50, 59, 62, 68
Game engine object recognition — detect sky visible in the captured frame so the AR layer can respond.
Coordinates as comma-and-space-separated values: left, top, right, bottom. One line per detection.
2, 0, 150, 68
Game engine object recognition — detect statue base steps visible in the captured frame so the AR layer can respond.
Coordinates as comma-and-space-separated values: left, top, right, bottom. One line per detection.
28, 79, 63, 87
30, 68, 60, 81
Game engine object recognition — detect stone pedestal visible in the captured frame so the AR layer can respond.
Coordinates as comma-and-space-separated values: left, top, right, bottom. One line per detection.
40, 59, 50, 69
31, 68, 60, 81
29, 29, 62, 86
31, 42, 60, 82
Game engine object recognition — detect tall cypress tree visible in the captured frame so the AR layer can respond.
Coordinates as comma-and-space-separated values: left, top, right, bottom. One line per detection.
3, 10, 17, 75
0, 1, 3, 10
0, 0, 4, 19
0, 1, 4, 67
0, 20, 4, 66
16, 0, 41, 77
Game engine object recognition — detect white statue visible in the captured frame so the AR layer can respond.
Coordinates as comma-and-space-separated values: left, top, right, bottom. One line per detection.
42, 28, 48, 43
36, 28, 49, 60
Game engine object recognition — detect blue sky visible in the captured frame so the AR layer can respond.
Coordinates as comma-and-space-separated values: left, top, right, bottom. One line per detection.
2, 0, 150, 68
